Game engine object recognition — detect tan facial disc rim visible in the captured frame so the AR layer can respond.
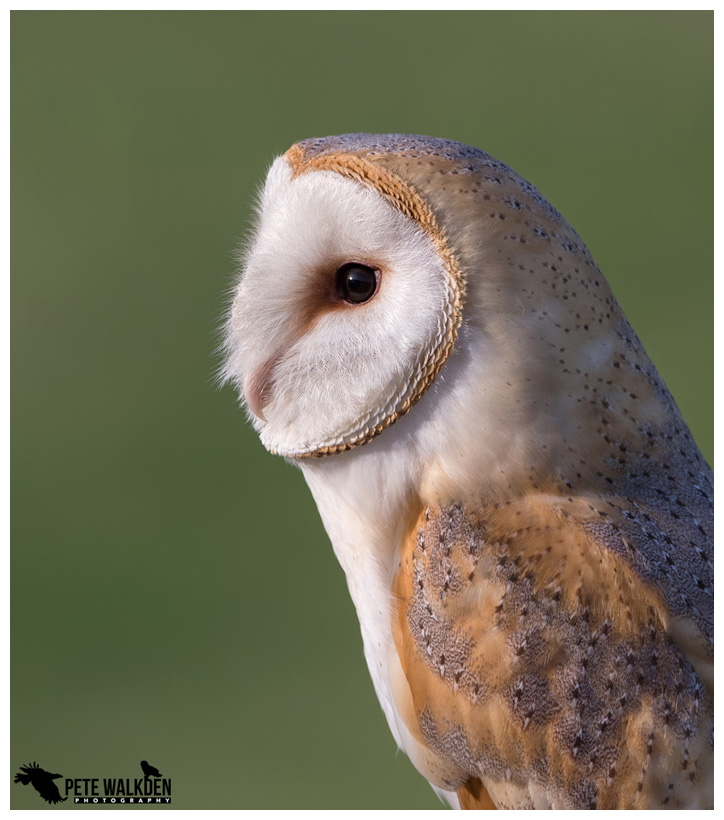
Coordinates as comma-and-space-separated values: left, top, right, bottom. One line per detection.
282, 146, 466, 458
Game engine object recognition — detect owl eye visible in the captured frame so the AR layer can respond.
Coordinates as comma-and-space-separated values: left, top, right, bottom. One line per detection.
335, 262, 379, 304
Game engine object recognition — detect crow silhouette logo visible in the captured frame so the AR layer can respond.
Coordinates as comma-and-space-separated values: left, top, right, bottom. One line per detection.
140, 760, 162, 778
14, 761, 66, 804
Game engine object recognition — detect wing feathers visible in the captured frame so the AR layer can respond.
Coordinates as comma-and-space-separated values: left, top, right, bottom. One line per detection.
392, 498, 713, 809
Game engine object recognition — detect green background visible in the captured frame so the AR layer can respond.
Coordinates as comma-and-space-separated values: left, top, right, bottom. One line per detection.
12, 11, 712, 810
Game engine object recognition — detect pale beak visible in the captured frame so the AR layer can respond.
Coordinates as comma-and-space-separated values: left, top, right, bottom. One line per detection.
243, 356, 278, 422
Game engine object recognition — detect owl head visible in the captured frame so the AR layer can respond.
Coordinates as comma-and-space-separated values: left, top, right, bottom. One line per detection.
222, 134, 683, 496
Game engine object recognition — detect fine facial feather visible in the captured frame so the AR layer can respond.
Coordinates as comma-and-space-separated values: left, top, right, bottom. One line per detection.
223, 134, 712, 809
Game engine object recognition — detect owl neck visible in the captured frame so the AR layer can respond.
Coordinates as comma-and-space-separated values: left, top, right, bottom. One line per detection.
300, 442, 421, 587
300, 309, 702, 537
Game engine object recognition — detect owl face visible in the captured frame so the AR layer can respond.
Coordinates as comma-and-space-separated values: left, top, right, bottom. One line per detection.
223, 157, 462, 458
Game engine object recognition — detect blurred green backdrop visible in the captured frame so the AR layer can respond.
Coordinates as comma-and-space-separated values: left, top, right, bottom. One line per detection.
12, 11, 712, 810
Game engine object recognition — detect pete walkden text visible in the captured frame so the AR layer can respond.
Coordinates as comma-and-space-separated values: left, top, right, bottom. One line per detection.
66, 777, 172, 803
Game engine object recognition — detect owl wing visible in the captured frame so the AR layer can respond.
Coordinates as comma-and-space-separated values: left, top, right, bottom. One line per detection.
390, 492, 713, 809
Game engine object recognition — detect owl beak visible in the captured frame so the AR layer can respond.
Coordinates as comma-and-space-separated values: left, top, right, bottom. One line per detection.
243, 357, 278, 422
243, 373, 268, 422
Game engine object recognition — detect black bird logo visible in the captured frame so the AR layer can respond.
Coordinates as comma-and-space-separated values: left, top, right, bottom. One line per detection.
14, 761, 66, 804
140, 760, 162, 778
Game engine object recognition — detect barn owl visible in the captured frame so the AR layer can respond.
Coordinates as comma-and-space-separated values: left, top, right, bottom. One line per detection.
222, 134, 713, 809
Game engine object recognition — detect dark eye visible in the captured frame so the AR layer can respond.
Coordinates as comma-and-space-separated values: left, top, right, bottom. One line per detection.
335, 262, 379, 304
